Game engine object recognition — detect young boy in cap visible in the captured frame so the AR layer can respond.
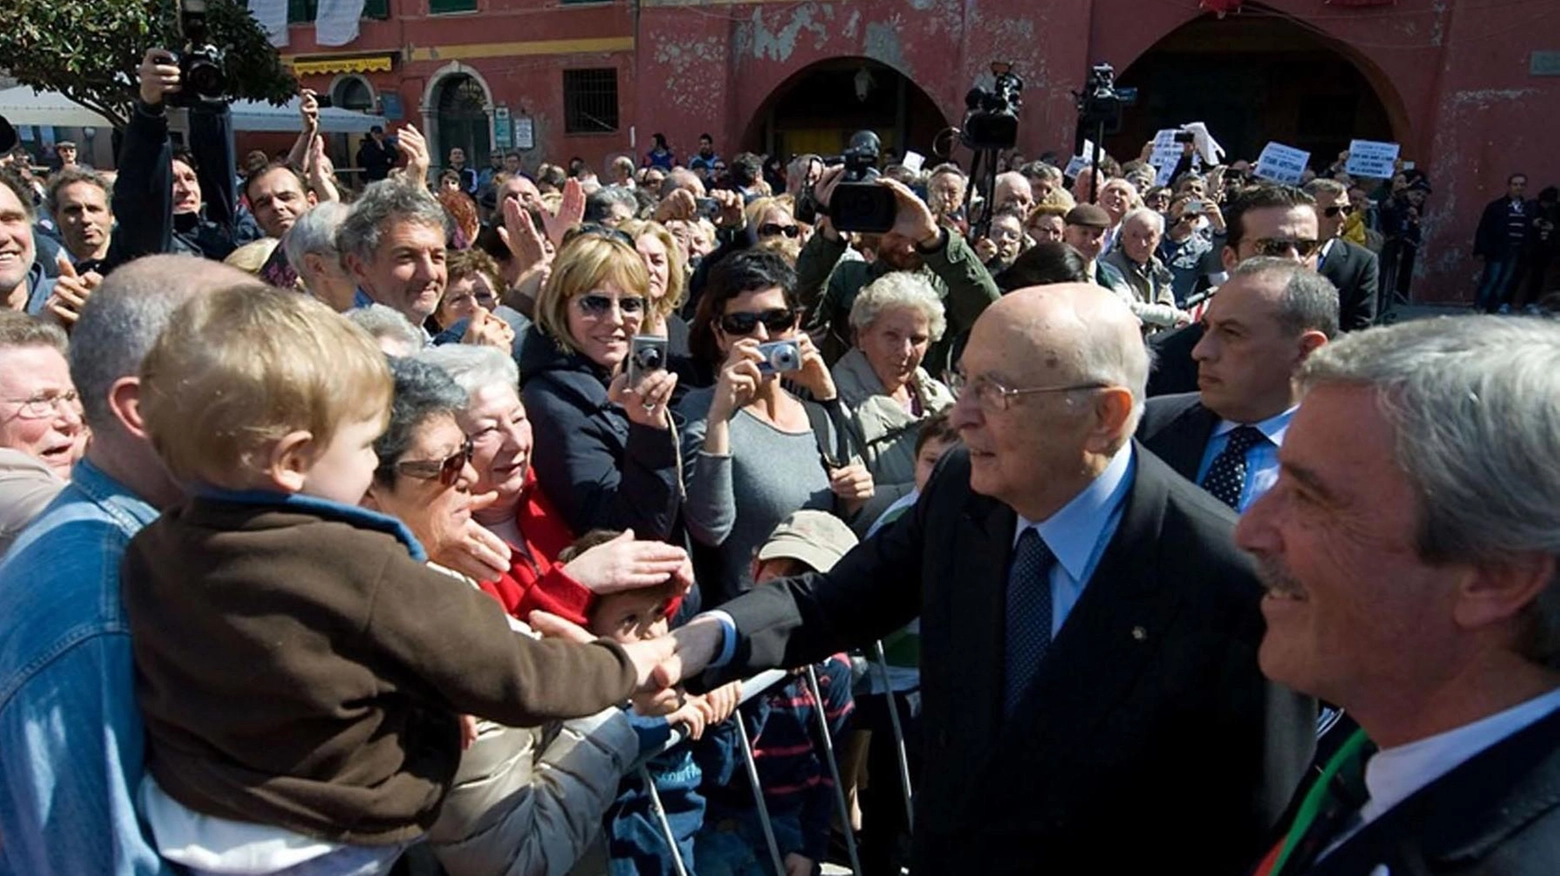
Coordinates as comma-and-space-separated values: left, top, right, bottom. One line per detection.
696, 510, 859, 876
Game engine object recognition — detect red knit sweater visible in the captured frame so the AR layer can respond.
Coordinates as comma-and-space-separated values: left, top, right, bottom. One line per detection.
477, 477, 594, 626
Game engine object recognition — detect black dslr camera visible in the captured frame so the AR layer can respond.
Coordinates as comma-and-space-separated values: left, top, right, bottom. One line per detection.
796, 130, 896, 234
167, 0, 228, 108
962, 62, 1023, 152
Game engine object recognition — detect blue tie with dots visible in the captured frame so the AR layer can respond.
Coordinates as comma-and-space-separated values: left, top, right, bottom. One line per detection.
1004, 527, 1057, 716
1201, 425, 1267, 510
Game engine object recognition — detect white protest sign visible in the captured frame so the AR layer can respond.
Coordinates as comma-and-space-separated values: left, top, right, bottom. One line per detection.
1253, 142, 1310, 185
902, 150, 925, 174
1063, 140, 1096, 180
1345, 139, 1400, 179
1150, 129, 1184, 187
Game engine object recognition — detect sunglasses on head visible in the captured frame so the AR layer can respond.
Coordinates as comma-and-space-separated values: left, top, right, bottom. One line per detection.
719, 308, 797, 335
386, 439, 474, 486
758, 223, 800, 239
577, 293, 647, 317
561, 223, 635, 248
1251, 237, 1323, 258
1324, 204, 1355, 218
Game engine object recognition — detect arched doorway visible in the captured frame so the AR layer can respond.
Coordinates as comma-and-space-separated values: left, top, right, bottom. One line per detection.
1109, 10, 1399, 166
330, 75, 376, 113
744, 59, 949, 164
434, 73, 492, 168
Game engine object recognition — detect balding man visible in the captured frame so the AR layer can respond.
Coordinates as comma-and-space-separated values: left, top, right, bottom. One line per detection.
1240, 316, 1560, 873
0, 256, 258, 875
993, 170, 1033, 217
1138, 259, 1337, 512
651, 285, 1314, 874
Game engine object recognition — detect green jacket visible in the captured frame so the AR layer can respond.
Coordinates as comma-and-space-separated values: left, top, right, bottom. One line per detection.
797, 228, 1000, 378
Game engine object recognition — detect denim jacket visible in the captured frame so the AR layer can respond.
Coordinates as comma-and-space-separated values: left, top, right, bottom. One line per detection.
0, 458, 170, 876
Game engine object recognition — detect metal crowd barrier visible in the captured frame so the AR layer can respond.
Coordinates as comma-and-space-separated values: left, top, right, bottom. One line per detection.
631, 641, 918, 876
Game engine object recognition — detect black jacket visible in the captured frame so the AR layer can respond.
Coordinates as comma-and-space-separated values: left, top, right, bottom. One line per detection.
1318, 239, 1379, 331
517, 326, 683, 542
702, 446, 1316, 874
1137, 391, 1218, 483
113, 100, 239, 264
1297, 702, 1560, 875
1474, 196, 1534, 259
1147, 321, 1205, 397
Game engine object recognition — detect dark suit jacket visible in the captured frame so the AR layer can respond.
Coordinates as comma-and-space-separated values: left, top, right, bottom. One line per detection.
707, 445, 1315, 874
1148, 321, 1205, 397
1138, 391, 1219, 483
1318, 239, 1380, 331
1300, 702, 1560, 875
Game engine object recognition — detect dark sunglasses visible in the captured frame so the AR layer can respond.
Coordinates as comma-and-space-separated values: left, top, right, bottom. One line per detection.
1251, 237, 1323, 258
1324, 204, 1356, 218
758, 223, 800, 239
719, 308, 797, 335
561, 222, 635, 248
577, 293, 646, 317
384, 439, 473, 486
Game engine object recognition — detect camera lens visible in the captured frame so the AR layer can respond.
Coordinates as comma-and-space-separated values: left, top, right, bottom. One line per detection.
638, 347, 663, 368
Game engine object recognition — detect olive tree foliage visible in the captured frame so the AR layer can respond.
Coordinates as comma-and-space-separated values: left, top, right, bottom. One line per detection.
0, 0, 296, 129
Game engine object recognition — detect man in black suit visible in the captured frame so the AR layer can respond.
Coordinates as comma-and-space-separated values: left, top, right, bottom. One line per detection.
1148, 185, 1321, 397
1304, 179, 1379, 330
657, 285, 1316, 874
1138, 259, 1337, 512
1238, 316, 1560, 875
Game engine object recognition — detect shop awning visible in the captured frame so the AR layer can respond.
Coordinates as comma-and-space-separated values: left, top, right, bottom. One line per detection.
288, 54, 395, 76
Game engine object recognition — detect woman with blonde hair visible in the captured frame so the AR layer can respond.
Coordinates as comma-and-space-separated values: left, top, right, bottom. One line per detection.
517, 231, 683, 540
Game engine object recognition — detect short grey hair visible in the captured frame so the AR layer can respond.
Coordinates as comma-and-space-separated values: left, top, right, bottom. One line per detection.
347, 304, 423, 357
1120, 206, 1164, 235
373, 357, 469, 485
284, 200, 352, 277
336, 179, 448, 270
416, 343, 518, 404
69, 255, 240, 430
0, 311, 67, 353
1302, 178, 1348, 200
584, 185, 638, 223
1021, 162, 1063, 184
849, 273, 948, 342
1299, 315, 1560, 668
1230, 257, 1340, 339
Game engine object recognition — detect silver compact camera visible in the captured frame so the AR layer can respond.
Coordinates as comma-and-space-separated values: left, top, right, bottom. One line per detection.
627, 335, 667, 385
756, 340, 802, 376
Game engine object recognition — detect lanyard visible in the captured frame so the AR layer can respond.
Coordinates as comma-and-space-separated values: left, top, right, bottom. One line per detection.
1263, 726, 1371, 876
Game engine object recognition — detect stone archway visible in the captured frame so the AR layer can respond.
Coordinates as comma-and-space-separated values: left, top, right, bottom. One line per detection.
742, 57, 950, 164
1108, 8, 1405, 167
422, 63, 494, 169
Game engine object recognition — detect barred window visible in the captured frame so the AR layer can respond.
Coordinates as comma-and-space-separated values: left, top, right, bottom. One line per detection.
563, 69, 618, 134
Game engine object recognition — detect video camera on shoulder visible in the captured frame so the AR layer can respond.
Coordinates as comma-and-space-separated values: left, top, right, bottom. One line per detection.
166, 0, 228, 109
795, 130, 896, 234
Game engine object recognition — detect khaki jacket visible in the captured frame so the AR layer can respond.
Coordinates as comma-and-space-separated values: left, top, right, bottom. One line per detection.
832, 348, 955, 488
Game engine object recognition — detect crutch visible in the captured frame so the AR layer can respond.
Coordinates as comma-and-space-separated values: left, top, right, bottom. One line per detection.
734, 712, 788, 876
641, 766, 690, 876
804, 664, 864, 875
870, 639, 915, 827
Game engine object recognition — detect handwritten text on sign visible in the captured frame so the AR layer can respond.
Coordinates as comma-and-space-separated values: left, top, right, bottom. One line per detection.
1254, 142, 1310, 185
1345, 140, 1401, 179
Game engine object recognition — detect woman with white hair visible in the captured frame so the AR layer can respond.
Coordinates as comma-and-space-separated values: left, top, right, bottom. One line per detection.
831, 272, 955, 488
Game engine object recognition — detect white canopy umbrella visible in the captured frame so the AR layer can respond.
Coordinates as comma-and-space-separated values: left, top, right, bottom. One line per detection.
0, 86, 382, 133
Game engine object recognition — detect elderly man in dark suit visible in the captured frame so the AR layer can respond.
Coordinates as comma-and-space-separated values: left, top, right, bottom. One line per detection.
1138, 259, 1337, 512
1303, 179, 1379, 330
1240, 316, 1560, 875
652, 284, 1316, 874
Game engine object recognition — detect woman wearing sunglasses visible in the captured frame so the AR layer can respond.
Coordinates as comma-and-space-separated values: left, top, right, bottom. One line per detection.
518, 233, 684, 541
618, 218, 706, 392
679, 249, 875, 603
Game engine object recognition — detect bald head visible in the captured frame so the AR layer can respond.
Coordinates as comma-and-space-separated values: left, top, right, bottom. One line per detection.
71, 255, 258, 430
994, 171, 1034, 215
660, 168, 706, 200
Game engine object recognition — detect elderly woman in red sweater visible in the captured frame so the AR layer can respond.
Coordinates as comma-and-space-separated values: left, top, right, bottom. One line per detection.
418, 344, 692, 624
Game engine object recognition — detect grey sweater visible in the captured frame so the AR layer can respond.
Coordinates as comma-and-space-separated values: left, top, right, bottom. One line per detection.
677, 386, 835, 603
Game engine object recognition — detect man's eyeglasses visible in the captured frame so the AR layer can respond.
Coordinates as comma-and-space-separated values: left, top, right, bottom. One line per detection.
1324, 204, 1355, 218
383, 439, 474, 486
1250, 237, 1323, 259
719, 308, 797, 336
3, 389, 80, 420
576, 293, 647, 317
947, 371, 1108, 413
757, 223, 800, 239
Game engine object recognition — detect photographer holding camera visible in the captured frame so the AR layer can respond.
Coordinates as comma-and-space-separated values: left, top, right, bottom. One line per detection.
796, 161, 1000, 379
680, 249, 875, 604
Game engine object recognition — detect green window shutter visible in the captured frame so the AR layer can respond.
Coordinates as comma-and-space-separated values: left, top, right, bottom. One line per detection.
429, 0, 477, 13
363, 0, 390, 18
286, 0, 316, 24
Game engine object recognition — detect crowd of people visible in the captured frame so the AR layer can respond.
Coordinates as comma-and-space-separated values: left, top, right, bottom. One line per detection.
0, 52, 1558, 876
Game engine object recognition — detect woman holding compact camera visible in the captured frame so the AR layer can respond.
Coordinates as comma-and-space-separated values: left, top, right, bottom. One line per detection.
518, 230, 684, 542
679, 249, 875, 603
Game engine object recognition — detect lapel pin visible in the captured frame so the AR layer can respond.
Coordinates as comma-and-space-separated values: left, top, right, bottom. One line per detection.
1131, 625, 1147, 641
